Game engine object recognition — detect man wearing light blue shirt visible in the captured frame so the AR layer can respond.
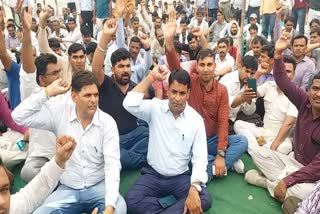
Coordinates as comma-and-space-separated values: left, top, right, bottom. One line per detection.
123, 68, 212, 213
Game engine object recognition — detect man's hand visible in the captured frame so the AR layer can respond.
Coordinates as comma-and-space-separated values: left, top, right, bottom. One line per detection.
39, 6, 53, 28
191, 27, 203, 38
55, 135, 77, 169
214, 155, 226, 177
275, 32, 291, 56
139, 33, 150, 50
23, 129, 30, 142
16, 0, 33, 31
164, 9, 177, 41
116, 0, 125, 17
150, 65, 169, 81
103, 18, 118, 37
183, 187, 202, 214
46, 78, 71, 97
274, 180, 287, 202
270, 140, 281, 151
241, 88, 256, 104
91, 206, 114, 214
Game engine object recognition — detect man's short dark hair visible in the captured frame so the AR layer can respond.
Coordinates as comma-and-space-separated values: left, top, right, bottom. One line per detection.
168, 70, 191, 89
86, 42, 97, 55
261, 45, 274, 58
242, 55, 258, 70
48, 38, 61, 49
251, 36, 265, 46
291, 35, 308, 46
307, 70, 320, 90
131, 16, 139, 23
217, 38, 229, 46
248, 24, 258, 31
7, 23, 15, 29
283, 55, 297, 71
71, 71, 99, 93
68, 43, 85, 56
196, 48, 215, 62
129, 36, 141, 46
35, 53, 58, 85
284, 16, 294, 24
310, 28, 320, 37
187, 33, 197, 42
226, 36, 234, 46
180, 19, 187, 25
110, 48, 131, 66
80, 25, 91, 37
309, 19, 320, 28
68, 17, 76, 23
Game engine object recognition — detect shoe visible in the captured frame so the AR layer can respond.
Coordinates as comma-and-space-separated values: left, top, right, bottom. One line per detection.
232, 159, 245, 174
245, 169, 267, 189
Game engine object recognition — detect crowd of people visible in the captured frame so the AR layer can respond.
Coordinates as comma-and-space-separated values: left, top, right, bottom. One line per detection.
0, 0, 320, 213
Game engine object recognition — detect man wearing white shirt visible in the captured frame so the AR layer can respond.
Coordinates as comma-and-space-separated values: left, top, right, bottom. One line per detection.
123, 68, 212, 214
1, 135, 76, 214
234, 55, 298, 155
58, 17, 82, 48
215, 38, 235, 78
50, 20, 68, 40
12, 71, 126, 214
219, 55, 258, 123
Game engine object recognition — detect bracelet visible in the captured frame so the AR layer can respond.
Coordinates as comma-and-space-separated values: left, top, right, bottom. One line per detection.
150, 72, 157, 81
97, 44, 107, 53
145, 47, 151, 51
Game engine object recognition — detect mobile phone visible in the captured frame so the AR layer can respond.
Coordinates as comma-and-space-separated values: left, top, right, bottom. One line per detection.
247, 78, 257, 93
16, 140, 26, 151
158, 195, 177, 208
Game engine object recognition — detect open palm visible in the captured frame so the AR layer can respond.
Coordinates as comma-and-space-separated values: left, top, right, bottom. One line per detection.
164, 10, 177, 40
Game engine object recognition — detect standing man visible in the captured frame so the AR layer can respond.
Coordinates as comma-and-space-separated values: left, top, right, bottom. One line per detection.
12, 72, 127, 213
77, 0, 95, 36
291, 0, 308, 35
123, 67, 212, 213
260, 0, 277, 40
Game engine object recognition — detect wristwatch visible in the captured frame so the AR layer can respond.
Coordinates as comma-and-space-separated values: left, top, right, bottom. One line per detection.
191, 183, 202, 192
217, 150, 226, 158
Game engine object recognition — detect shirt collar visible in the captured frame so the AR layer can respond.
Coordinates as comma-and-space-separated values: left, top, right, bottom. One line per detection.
69, 105, 101, 127
164, 100, 187, 118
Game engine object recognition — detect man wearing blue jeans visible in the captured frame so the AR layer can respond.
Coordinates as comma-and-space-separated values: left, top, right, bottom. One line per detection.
92, 18, 149, 170
291, 0, 308, 35
12, 71, 127, 213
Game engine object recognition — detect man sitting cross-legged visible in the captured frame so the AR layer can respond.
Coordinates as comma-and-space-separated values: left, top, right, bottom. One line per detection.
123, 67, 212, 213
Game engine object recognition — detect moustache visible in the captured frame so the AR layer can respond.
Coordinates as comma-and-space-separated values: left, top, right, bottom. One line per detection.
121, 73, 130, 77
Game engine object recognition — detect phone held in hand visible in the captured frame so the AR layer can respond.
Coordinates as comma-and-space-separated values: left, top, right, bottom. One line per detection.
16, 140, 28, 151
247, 78, 257, 93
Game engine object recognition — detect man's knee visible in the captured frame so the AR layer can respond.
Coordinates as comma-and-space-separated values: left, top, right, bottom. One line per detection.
282, 196, 301, 214
200, 189, 212, 211
21, 164, 39, 182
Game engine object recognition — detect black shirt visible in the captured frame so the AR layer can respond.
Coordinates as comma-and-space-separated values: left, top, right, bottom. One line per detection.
99, 75, 137, 135
180, 43, 202, 60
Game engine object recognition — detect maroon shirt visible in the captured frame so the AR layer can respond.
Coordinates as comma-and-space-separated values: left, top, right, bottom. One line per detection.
273, 58, 320, 187
0, 92, 27, 134
293, 0, 308, 9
